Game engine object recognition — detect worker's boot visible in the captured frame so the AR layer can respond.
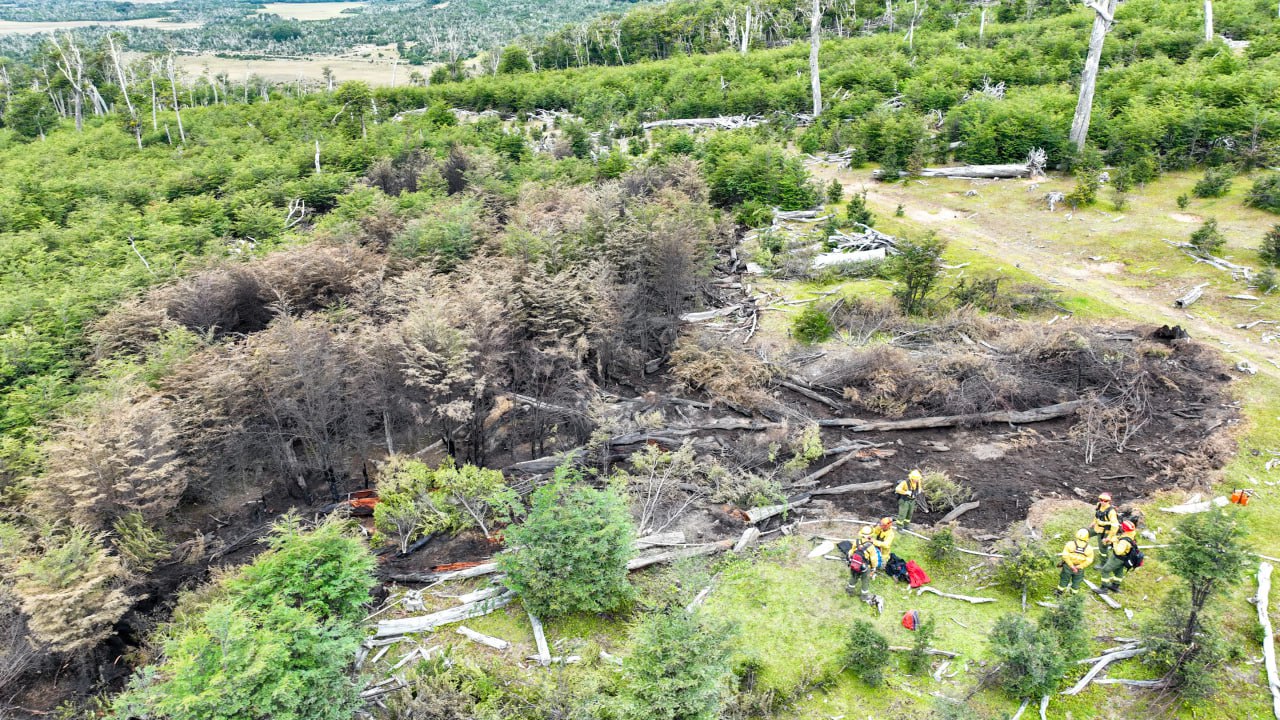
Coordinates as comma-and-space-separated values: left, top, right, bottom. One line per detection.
845, 583, 856, 596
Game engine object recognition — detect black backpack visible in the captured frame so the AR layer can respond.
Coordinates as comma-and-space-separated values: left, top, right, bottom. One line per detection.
885, 553, 909, 582
1122, 539, 1144, 569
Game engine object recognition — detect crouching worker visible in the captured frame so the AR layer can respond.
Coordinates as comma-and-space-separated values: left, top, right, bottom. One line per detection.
844, 527, 883, 603
1057, 529, 1095, 596
870, 517, 897, 567
1099, 521, 1140, 593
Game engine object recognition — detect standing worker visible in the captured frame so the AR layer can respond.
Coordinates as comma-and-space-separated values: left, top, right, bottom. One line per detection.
870, 517, 897, 566
1058, 529, 1095, 595
1099, 521, 1138, 593
846, 526, 883, 604
896, 469, 924, 528
1089, 492, 1120, 564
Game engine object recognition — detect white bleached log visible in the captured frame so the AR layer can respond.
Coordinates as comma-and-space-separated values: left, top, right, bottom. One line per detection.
808, 540, 837, 559
1257, 562, 1280, 719
1174, 283, 1209, 308
745, 497, 810, 524
528, 610, 551, 666
628, 539, 736, 570
680, 305, 742, 322
636, 531, 688, 548
733, 526, 762, 553
457, 625, 510, 650
917, 586, 996, 604
1061, 647, 1147, 695
1160, 495, 1229, 514
872, 163, 1031, 180
1083, 579, 1124, 610
939, 501, 981, 524
375, 594, 512, 638
887, 645, 960, 658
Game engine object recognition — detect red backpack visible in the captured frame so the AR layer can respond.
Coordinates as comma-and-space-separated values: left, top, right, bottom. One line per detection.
849, 541, 873, 574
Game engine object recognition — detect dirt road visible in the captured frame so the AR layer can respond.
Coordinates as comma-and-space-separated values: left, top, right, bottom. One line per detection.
810, 163, 1280, 381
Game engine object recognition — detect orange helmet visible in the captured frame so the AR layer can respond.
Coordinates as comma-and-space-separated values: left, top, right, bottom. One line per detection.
879, 517, 894, 528
1120, 520, 1136, 534
1098, 492, 1112, 503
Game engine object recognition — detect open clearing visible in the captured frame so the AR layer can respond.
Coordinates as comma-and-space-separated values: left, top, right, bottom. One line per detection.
256, 1, 367, 21
171, 50, 427, 85
0, 17, 201, 35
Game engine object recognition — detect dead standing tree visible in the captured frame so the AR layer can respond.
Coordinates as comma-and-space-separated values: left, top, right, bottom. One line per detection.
50, 33, 86, 132
1069, 0, 1118, 152
809, 0, 823, 117
1203, 0, 1214, 42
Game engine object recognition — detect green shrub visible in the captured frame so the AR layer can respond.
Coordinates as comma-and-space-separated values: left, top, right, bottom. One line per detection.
393, 199, 482, 270
889, 233, 947, 316
994, 540, 1053, 600
827, 178, 844, 204
110, 519, 376, 720
617, 611, 734, 720
373, 457, 519, 552
1111, 189, 1128, 211
1039, 594, 1089, 662
704, 136, 818, 211
927, 526, 956, 562
1177, 193, 1190, 209
846, 190, 874, 227
111, 512, 172, 574
1128, 155, 1159, 186
228, 514, 376, 624
499, 464, 635, 617
736, 200, 773, 228
1142, 590, 1231, 701
1192, 167, 1233, 198
843, 619, 890, 686
1189, 217, 1226, 256
1260, 225, 1280, 266
905, 615, 936, 675
792, 306, 835, 344
989, 613, 1066, 699
1246, 174, 1280, 213
1258, 268, 1279, 294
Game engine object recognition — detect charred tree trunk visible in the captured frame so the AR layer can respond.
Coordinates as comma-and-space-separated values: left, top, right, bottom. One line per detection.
1069, 0, 1117, 152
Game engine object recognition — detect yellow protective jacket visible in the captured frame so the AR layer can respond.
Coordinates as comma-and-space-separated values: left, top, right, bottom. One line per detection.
851, 541, 881, 573
871, 526, 896, 553
1091, 504, 1119, 538
1061, 540, 1095, 571
895, 478, 921, 499
1111, 533, 1137, 557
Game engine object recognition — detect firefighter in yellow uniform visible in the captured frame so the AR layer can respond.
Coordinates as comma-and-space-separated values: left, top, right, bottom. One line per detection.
846, 526, 883, 601
1058, 528, 1095, 595
1099, 521, 1138, 593
1089, 492, 1120, 564
895, 469, 924, 528
870, 517, 896, 568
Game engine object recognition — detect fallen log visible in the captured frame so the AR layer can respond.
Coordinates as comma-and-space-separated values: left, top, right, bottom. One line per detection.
1039, 695, 1049, 720
1011, 698, 1030, 720
1257, 562, 1280, 720
505, 449, 585, 474
627, 539, 736, 571
1160, 496, 1229, 514
636, 531, 688, 548
807, 480, 893, 498
375, 593, 512, 638
745, 496, 810, 524
939, 501, 981, 524
1091, 678, 1168, 688
1061, 646, 1147, 695
681, 305, 743, 322
386, 561, 500, 585
817, 400, 1087, 432
917, 586, 996, 604
1173, 283, 1209, 308
685, 584, 714, 612
789, 448, 865, 488
528, 611, 551, 666
456, 585, 507, 605
642, 115, 762, 131
778, 379, 842, 409
887, 645, 960, 658
1083, 579, 1124, 610
457, 625, 510, 650
733, 527, 762, 553
872, 163, 1030, 180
